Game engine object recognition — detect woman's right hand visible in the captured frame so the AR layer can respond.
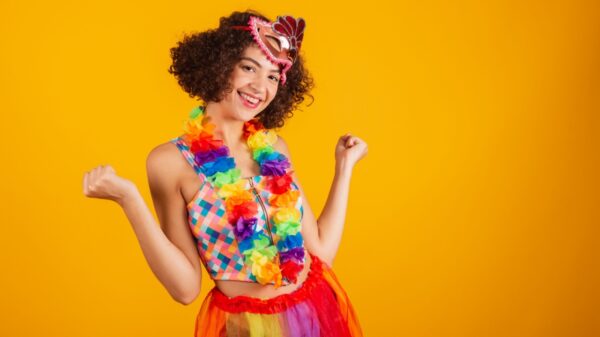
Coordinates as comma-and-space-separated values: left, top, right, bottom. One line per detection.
83, 165, 137, 204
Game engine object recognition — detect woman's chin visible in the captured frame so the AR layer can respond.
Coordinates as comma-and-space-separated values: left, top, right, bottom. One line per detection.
237, 106, 263, 121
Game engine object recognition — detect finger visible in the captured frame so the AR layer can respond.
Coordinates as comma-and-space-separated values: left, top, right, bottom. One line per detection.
345, 137, 353, 147
354, 138, 368, 154
91, 166, 100, 182
99, 164, 107, 177
105, 165, 115, 174
352, 136, 364, 146
345, 133, 354, 146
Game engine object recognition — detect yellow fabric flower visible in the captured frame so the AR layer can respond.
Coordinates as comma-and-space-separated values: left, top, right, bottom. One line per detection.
247, 130, 277, 149
252, 258, 282, 287
273, 208, 301, 224
217, 180, 248, 199
249, 250, 269, 267
183, 119, 203, 137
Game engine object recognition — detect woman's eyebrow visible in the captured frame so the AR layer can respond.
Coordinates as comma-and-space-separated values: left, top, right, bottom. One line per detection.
241, 57, 280, 73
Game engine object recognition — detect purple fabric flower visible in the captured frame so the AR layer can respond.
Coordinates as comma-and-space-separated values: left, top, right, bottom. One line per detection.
194, 146, 229, 166
260, 158, 290, 176
279, 247, 305, 264
233, 217, 257, 241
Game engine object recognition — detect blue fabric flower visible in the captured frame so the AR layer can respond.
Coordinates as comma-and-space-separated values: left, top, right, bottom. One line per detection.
201, 156, 235, 176
276, 232, 304, 250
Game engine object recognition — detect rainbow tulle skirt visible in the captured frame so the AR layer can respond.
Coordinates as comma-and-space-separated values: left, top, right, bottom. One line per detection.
194, 253, 363, 336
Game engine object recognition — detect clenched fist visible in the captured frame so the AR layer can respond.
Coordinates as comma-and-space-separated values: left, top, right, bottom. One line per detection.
83, 165, 137, 204
335, 133, 368, 170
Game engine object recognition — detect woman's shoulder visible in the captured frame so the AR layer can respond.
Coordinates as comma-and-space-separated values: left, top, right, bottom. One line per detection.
147, 138, 182, 163
274, 134, 292, 157
146, 138, 189, 182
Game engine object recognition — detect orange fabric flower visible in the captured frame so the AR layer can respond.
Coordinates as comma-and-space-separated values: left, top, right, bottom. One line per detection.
269, 189, 300, 208
225, 192, 257, 222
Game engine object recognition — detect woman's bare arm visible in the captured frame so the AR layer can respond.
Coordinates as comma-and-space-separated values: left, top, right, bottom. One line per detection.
84, 149, 202, 305
275, 135, 367, 267
117, 143, 202, 304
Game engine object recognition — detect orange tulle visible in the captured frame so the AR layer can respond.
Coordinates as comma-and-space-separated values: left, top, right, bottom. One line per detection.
194, 253, 363, 337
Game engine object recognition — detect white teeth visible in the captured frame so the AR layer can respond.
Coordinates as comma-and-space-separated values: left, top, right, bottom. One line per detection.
240, 92, 259, 105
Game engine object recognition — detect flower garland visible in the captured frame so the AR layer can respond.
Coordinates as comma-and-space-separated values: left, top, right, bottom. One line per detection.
182, 105, 305, 287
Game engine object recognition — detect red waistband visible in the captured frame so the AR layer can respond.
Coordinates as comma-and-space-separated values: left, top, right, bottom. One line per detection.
210, 253, 326, 314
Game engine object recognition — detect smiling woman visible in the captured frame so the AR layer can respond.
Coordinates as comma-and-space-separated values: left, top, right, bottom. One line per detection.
221, 47, 283, 114
83, 9, 367, 337
168, 11, 314, 129
237, 54, 282, 109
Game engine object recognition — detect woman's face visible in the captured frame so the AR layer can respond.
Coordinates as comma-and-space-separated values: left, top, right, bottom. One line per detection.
220, 44, 281, 121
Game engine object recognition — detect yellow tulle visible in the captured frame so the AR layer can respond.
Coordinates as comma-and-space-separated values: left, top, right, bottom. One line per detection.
245, 312, 283, 336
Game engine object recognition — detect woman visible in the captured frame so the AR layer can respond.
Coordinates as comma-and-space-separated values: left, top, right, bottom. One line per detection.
83, 10, 367, 336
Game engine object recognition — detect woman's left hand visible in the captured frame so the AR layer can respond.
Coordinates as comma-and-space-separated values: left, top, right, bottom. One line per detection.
335, 133, 368, 170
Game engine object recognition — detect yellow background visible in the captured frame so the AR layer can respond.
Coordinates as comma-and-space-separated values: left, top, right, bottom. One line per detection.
1, 0, 599, 336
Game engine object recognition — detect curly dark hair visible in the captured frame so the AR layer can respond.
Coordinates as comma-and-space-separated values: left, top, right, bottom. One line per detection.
168, 10, 315, 129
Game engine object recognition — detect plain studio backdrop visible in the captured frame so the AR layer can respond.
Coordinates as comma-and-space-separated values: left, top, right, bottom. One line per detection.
1, 1, 598, 336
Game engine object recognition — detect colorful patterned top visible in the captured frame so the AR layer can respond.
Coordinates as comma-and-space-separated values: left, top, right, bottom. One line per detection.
170, 135, 305, 285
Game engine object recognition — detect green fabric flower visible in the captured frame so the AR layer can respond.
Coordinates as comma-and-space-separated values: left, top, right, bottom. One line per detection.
207, 168, 241, 187
274, 221, 301, 237
189, 106, 204, 119
252, 147, 275, 162
242, 235, 278, 264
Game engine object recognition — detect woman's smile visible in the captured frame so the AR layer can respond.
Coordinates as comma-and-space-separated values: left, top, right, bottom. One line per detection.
238, 90, 262, 109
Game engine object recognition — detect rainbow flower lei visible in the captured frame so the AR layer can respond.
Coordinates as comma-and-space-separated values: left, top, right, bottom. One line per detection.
182, 106, 305, 287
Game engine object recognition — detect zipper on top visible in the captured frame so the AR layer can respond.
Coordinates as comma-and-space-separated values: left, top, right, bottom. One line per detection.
247, 177, 276, 248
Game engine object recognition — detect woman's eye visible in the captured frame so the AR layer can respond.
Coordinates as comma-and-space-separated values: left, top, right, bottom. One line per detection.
269, 75, 280, 82
242, 65, 254, 72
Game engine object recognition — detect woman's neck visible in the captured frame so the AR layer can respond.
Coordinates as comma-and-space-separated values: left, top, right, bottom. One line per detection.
204, 102, 245, 147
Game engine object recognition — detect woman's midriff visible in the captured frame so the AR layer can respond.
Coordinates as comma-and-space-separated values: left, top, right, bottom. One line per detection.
214, 250, 313, 300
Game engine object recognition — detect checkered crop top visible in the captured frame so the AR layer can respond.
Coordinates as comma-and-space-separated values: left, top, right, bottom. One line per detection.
171, 136, 305, 285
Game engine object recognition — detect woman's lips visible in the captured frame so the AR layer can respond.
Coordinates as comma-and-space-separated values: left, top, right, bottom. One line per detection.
238, 91, 261, 109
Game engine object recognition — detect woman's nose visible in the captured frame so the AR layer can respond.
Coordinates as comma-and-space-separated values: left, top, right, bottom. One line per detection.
249, 76, 267, 94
